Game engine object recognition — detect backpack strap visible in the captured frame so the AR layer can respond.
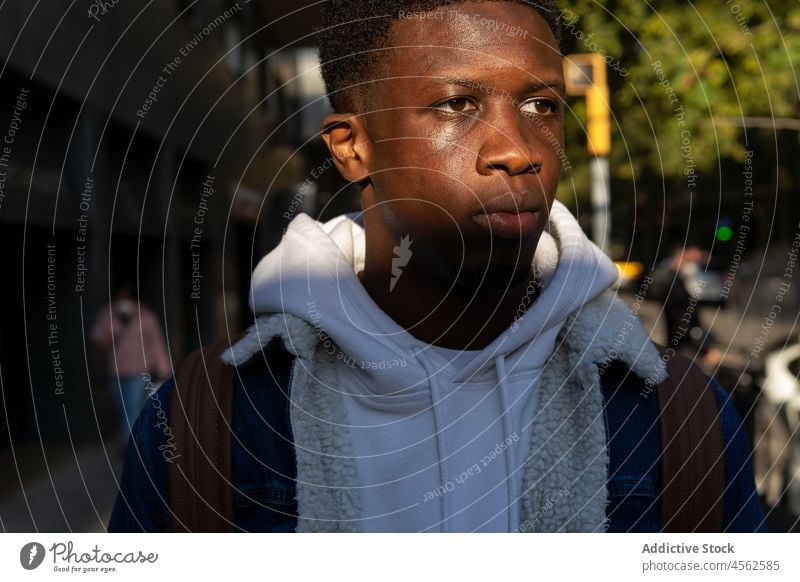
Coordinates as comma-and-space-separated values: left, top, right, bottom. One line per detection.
169, 338, 239, 532
657, 351, 725, 532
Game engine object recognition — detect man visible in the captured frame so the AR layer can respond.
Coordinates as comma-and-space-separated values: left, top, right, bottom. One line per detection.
108, 0, 764, 532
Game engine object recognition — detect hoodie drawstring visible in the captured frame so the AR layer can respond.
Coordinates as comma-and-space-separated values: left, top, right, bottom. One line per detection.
496, 354, 519, 531
415, 349, 450, 532
417, 349, 520, 532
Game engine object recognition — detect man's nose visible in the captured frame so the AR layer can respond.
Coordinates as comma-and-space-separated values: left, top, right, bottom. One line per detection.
476, 111, 542, 176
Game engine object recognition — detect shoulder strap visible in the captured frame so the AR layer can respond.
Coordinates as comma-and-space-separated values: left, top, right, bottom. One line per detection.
169, 338, 238, 532
657, 351, 725, 532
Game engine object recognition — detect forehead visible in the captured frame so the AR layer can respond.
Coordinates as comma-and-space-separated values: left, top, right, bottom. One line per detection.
380, 2, 562, 79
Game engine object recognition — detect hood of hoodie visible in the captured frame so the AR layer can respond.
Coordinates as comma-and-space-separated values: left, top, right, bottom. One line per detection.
249, 200, 619, 393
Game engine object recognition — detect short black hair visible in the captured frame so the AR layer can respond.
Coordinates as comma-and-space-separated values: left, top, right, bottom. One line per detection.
318, 0, 563, 113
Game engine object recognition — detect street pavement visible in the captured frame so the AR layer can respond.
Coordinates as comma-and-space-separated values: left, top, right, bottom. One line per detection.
0, 440, 123, 532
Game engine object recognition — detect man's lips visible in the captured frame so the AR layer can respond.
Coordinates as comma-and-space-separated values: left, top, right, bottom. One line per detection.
471, 210, 539, 239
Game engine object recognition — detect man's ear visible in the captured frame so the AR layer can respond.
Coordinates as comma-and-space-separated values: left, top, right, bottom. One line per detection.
321, 113, 371, 183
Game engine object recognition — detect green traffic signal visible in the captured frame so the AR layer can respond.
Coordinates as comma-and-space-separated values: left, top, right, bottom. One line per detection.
716, 225, 733, 242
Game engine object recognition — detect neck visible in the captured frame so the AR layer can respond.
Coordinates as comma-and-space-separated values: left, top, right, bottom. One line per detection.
358, 245, 538, 351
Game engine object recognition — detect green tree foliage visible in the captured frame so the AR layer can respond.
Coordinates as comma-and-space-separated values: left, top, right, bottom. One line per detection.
556, 0, 800, 250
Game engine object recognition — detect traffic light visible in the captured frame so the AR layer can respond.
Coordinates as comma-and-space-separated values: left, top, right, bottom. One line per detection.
564, 54, 611, 156
564, 53, 613, 252
716, 226, 734, 242
716, 217, 733, 242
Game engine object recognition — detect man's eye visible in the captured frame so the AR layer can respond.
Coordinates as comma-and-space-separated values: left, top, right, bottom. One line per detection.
521, 98, 559, 116
434, 98, 478, 115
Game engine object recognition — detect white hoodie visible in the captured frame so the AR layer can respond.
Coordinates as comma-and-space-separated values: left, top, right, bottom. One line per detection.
246, 200, 620, 532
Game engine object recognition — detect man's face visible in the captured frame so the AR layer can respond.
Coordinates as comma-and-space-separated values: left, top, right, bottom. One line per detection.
362, 1, 565, 291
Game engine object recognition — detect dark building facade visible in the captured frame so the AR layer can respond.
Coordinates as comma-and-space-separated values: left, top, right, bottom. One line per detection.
0, 1, 337, 448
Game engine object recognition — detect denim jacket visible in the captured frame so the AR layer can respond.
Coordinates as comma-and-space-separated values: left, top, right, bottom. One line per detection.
107, 332, 766, 533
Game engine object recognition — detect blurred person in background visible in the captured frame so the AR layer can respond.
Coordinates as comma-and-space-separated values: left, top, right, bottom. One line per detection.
655, 246, 723, 372
90, 283, 171, 440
